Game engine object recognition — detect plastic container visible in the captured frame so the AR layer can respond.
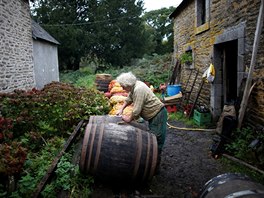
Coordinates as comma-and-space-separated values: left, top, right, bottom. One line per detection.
165, 105, 177, 113
193, 109, 211, 126
167, 84, 181, 96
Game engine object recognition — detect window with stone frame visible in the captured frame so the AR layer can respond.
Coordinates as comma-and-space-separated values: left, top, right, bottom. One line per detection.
196, 0, 209, 27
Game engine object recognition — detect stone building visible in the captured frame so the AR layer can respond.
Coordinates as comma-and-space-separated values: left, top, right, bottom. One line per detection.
0, 0, 35, 92
0, 0, 60, 92
169, 0, 264, 127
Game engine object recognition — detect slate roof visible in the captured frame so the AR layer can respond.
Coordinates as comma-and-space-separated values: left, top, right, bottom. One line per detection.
32, 20, 60, 45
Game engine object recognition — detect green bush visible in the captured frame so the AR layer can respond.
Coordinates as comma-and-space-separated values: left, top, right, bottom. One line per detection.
0, 82, 109, 141
0, 82, 109, 196
60, 53, 173, 89
225, 127, 264, 166
105, 53, 172, 87
59, 69, 96, 89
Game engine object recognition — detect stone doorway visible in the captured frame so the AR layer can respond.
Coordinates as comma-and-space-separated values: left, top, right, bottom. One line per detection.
211, 23, 245, 120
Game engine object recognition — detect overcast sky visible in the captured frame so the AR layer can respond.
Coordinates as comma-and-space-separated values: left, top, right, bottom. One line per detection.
143, 0, 183, 11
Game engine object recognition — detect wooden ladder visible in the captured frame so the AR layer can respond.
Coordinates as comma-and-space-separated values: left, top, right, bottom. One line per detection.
178, 69, 199, 115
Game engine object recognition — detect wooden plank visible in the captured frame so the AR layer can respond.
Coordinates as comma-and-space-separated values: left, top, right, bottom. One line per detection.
169, 60, 180, 85
223, 153, 264, 175
163, 92, 183, 102
178, 69, 199, 113
238, 0, 264, 128
185, 69, 199, 104
32, 120, 85, 198
163, 101, 180, 106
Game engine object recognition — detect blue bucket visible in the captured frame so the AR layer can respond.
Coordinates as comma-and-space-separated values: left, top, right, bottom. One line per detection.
167, 84, 181, 96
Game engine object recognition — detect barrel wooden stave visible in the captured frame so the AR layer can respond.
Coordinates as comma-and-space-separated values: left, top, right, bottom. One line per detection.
80, 122, 158, 183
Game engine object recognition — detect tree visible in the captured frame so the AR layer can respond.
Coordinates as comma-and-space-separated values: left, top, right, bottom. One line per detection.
31, 0, 90, 70
83, 0, 147, 66
142, 7, 175, 55
31, 0, 152, 70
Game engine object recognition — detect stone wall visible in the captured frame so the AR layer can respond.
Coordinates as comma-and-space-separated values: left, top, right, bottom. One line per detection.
0, 0, 35, 92
171, 0, 264, 126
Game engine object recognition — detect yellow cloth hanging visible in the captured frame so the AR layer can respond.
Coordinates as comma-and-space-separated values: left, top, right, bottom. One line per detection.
202, 63, 215, 83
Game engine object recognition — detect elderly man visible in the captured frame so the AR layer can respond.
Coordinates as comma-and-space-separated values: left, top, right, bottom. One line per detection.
116, 72, 167, 171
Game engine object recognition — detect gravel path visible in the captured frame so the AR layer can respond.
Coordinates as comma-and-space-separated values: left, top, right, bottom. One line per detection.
147, 120, 227, 198
90, 120, 228, 198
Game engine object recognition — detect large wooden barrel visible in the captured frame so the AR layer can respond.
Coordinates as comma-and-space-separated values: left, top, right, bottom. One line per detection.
95, 74, 112, 92
89, 115, 149, 131
79, 123, 158, 183
199, 173, 264, 198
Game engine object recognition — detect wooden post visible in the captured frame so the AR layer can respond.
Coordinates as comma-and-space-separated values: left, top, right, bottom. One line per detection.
238, 0, 264, 129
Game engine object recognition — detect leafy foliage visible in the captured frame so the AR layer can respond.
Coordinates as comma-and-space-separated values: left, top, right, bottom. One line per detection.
41, 152, 93, 197
54, 154, 75, 191
0, 82, 109, 141
60, 53, 173, 89
0, 82, 109, 196
220, 157, 264, 185
180, 51, 193, 64
105, 53, 173, 87
0, 142, 27, 176
59, 70, 96, 89
0, 117, 13, 142
142, 7, 175, 55
31, 0, 153, 69
9, 136, 65, 197
225, 127, 264, 165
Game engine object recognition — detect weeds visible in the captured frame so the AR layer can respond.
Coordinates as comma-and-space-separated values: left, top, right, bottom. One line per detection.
61, 53, 173, 89
168, 111, 196, 127
0, 82, 109, 196
220, 157, 264, 185
225, 126, 264, 170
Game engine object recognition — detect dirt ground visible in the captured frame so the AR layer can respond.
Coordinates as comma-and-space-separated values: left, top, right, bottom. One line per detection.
90, 120, 228, 198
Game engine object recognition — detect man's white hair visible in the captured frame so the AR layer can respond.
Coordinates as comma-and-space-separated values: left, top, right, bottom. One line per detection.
116, 72, 137, 87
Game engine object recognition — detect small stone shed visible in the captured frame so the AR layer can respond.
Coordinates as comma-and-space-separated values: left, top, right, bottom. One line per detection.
169, 0, 264, 127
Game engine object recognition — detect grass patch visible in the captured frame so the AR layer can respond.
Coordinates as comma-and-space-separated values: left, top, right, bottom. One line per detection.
59, 69, 95, 89
168, 111, 196, 127
220, 157, 264, 185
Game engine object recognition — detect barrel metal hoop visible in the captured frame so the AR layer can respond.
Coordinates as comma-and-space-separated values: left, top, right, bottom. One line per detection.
133, 128, 143, 180
80, 124, 93, 172
199, 173, 251, 198
92, 124, 105, 173
225, 190, 264, 198
142, 132, 151, 182
86, 124, 97, 173
149, 134, 158, 179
